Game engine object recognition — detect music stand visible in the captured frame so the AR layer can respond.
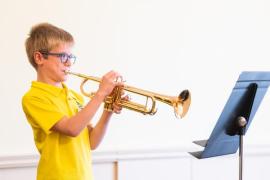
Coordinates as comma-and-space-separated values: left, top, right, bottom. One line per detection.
189, 71, 270, 180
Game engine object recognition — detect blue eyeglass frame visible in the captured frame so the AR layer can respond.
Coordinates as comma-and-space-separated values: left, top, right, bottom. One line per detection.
39, 51, 76, 64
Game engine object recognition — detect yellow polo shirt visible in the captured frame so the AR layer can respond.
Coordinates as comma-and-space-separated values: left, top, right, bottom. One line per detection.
22, 81, 93, 180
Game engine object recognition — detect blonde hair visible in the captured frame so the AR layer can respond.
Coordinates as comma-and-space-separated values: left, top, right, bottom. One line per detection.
25, 23, 74, 70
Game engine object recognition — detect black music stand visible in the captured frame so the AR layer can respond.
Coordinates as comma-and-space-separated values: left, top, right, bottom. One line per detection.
189, 71, 270, 180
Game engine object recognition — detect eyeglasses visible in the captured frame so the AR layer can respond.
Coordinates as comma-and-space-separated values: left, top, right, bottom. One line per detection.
40, 51, 76, 65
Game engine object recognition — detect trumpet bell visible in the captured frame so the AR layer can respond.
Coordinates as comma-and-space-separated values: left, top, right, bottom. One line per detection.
175, 90, 191, 118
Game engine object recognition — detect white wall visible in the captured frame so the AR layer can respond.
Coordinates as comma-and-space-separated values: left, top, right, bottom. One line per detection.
1, 147, 270, 180
0, 0, 270, 170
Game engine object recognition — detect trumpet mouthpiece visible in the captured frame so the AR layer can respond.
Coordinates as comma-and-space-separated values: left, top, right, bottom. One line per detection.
64, 70, 70, 74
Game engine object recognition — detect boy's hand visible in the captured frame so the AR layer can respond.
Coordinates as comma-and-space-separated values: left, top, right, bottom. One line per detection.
112, 95, 130, 114
97, 70, 123, 99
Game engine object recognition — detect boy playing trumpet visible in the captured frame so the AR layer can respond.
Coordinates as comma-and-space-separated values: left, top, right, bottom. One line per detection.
22, 23, 125, 180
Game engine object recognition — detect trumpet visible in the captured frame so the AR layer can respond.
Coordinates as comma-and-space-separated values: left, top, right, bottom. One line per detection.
66, 71, 191, 119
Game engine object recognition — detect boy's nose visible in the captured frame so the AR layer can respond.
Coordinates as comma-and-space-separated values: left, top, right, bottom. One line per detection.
65, 59, 72, 67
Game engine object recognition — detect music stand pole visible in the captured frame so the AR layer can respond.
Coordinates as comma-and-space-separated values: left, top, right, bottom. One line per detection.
238, 116, 247, 180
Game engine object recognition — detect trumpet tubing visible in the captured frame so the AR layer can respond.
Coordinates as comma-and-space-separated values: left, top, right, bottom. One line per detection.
66, 71, 191, 119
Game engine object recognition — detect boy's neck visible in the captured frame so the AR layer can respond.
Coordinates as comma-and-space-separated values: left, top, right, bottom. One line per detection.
37, 72, 63, 88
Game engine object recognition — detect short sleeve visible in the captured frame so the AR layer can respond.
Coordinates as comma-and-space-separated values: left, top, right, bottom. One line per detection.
22, 96, 64, 134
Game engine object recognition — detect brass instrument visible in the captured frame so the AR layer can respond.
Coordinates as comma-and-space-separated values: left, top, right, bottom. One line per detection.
66, 71, 191, 119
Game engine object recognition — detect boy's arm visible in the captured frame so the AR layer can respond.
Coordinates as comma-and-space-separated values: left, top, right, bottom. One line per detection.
88, 96, 126, 150
51, 92, 104, 137
87, 111, 112, 150
51, 70, 122, 137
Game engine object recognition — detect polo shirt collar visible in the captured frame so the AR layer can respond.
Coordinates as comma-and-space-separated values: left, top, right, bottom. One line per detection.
31, 81, 68, 97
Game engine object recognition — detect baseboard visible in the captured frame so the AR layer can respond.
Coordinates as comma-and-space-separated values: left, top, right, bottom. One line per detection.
1, 145, 270, 169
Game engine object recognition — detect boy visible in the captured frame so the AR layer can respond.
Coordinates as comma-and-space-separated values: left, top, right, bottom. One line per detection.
22, 23, 124, 180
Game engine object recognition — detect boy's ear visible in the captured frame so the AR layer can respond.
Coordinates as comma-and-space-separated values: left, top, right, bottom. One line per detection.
33, 51, 44, 65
